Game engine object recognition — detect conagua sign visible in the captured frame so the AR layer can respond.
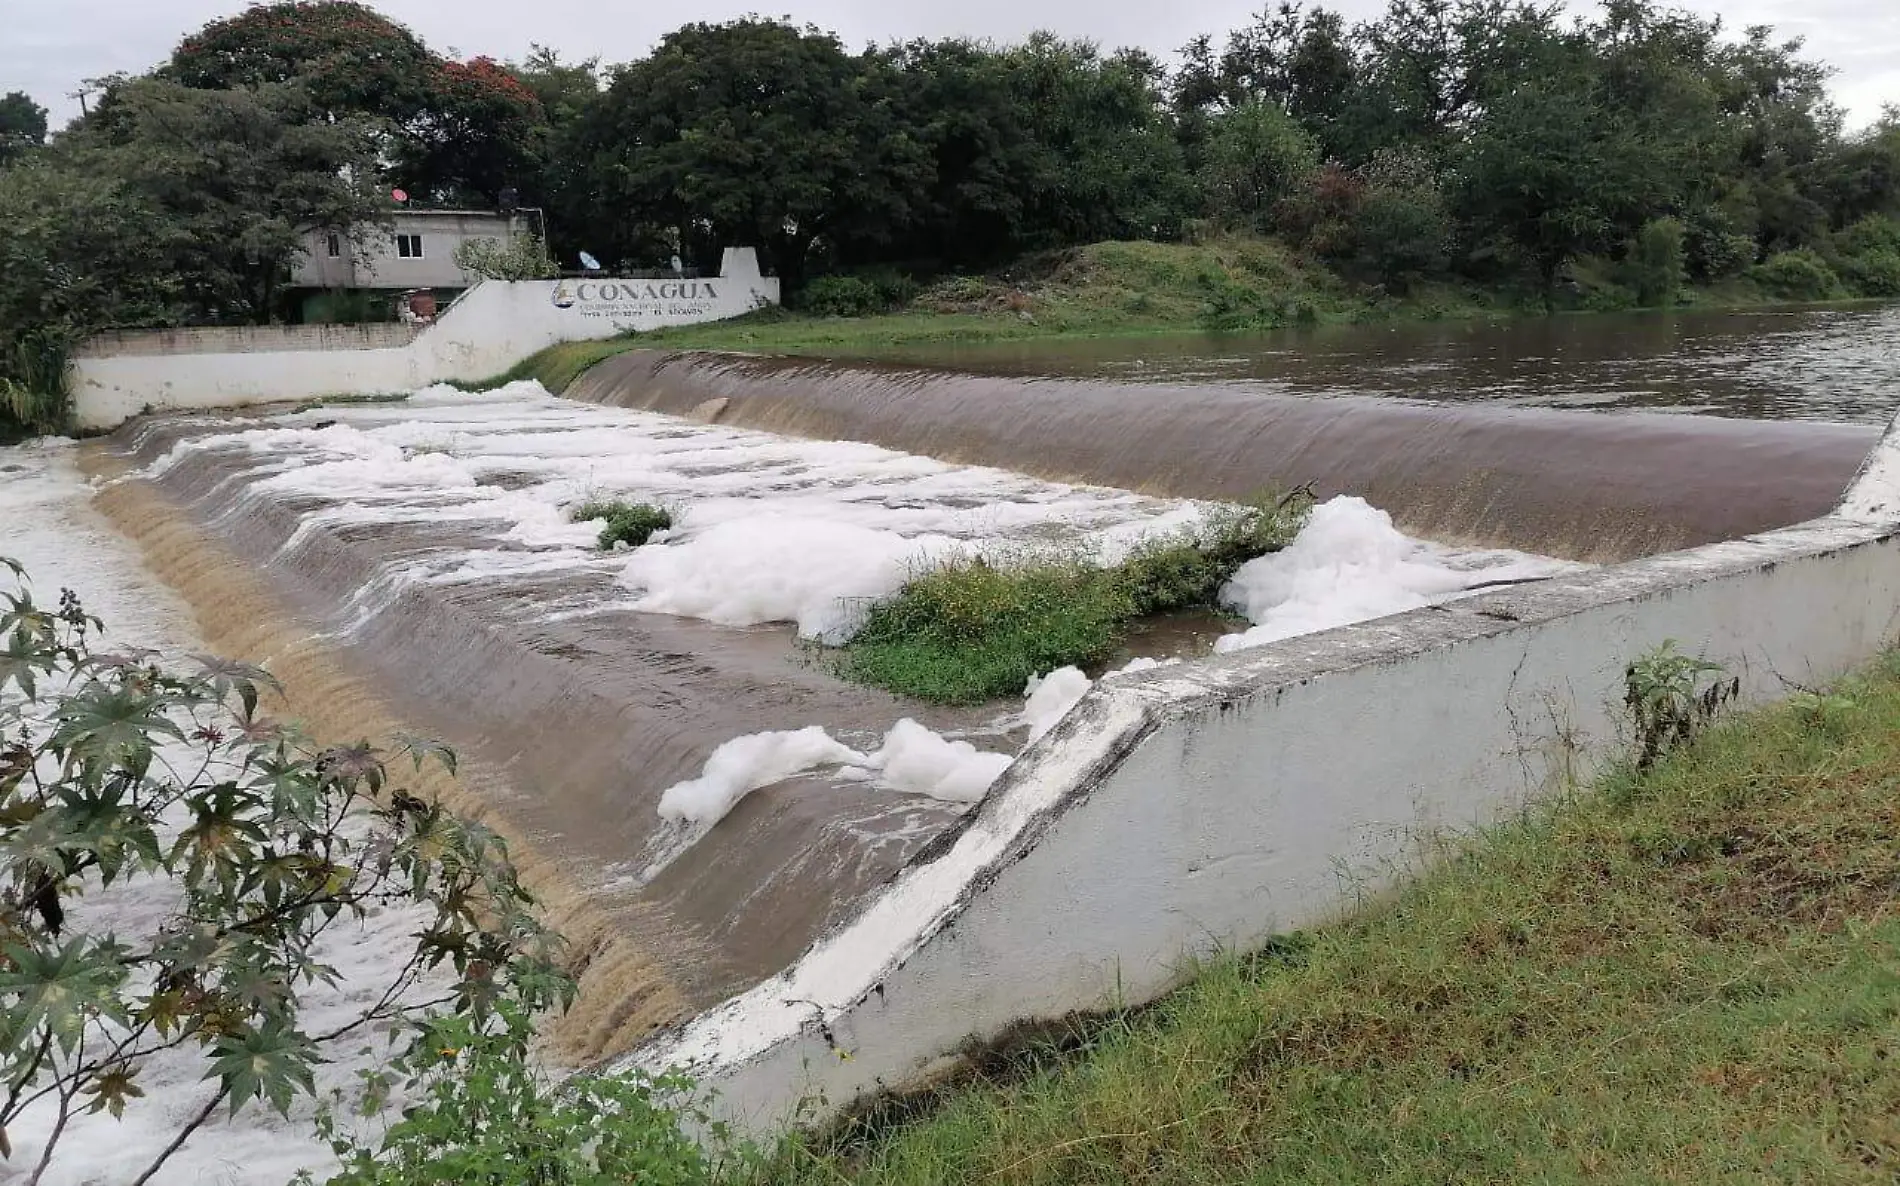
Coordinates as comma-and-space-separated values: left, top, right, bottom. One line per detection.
550, 280, 722, 321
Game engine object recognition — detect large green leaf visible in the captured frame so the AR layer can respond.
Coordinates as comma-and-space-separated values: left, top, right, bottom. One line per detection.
207, 1022, 317, 1117
0, 937, 132, 1054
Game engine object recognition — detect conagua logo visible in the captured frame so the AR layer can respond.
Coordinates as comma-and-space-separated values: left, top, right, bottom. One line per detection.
552, 280, 721, 305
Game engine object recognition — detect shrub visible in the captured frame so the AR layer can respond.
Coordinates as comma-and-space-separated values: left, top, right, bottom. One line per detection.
1748, 248, 1843, 301
1683, 208, 1756, 281
0, 559, 574, 1182
1834, 216, 1900, 297
799, 276, 884, 317
1630, 217, 1687, 307
1839, 250, 1900, 298
841, 558, 1129, 704
452, 234, 558, 281
839, 493, 1312, 703
1352, 147, 1451, 290
572, 499, 673, 550
314, 1005, 741, 1186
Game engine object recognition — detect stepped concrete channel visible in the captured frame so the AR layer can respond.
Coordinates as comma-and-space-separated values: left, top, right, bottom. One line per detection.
61, 304, 1900, 1140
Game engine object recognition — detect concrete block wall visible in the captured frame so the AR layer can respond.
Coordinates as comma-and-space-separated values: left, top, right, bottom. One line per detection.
69, 248, 780, 431
623, 408, 1900, 1135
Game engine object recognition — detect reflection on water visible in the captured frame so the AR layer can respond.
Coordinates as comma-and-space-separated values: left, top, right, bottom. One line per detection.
860, 304, 1900, 425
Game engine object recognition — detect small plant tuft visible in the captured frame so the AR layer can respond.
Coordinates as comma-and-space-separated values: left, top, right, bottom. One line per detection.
1623, 641, 1740, 770
572, 499, 674, 551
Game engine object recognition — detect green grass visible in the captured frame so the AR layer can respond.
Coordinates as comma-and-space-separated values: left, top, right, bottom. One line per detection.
838, 497, 1307, 703
465, 338, 648, 395
570, 498, 673, 551
745, 653, 1900, 1185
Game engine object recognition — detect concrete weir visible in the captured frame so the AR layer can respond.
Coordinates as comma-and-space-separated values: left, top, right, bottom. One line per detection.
621, 404, 1900, 1133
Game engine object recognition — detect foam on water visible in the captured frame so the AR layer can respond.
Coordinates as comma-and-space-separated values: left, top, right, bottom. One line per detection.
134, 381, 1234, 645
658, 726, 870, 824
1215, 496, 1574, 653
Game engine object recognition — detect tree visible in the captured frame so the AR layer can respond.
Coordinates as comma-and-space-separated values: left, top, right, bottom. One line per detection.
1353, 145, 1450, 287
167, 2, 551, 208
0, 561, 569, 1182
393, 57, 545, 206
0, 93, 47, 166
59, 79, 384, 325
882, 39, 1052, 269
1199, 102, 1319, 230
166, 1, 437, 125
1456, 15, 1652, 303
998, 35, 1195, 248
573, 20, 929, 284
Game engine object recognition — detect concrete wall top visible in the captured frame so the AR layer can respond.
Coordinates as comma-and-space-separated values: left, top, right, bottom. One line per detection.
69, 248, 781, 431
623, 403, 1900, 1135
75, 323, 422, 359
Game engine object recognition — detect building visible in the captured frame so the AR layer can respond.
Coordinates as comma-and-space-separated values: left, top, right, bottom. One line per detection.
292, 209, 521, 291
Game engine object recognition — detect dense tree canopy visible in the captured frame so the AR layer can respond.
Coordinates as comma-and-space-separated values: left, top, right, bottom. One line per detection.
0, 91, 47, 165
3, 0, 1897, 432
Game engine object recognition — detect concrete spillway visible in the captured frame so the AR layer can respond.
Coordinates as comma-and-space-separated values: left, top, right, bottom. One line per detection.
57, 343, 1900, 1153
568, 350, 1881, 562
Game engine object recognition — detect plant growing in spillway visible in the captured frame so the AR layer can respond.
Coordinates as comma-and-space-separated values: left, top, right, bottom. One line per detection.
840, 491, 1312, 704
0, 557, 579, 1182
571, 499, 674, 551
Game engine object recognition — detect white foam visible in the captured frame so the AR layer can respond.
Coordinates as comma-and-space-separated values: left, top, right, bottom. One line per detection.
133, 382, 1220, 645
1215, 496, 1570, 652
657, 726, 868, 824
1022, 666, 1096, 743
620, 516, 962, 643
857, 719, 1014, 803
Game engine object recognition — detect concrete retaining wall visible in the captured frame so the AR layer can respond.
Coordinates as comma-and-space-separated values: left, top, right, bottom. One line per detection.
625, 409, 1900, 1133
69, 248, 779, 430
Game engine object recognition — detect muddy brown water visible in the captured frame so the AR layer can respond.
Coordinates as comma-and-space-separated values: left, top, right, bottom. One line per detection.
845, 304, 1900, 424
571, 305, 1900, 563
88, 421, 993, 1060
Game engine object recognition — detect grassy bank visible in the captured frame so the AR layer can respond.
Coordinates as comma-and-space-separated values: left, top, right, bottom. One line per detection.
476, 235, 1890, 395
747, 653, 1900, 1184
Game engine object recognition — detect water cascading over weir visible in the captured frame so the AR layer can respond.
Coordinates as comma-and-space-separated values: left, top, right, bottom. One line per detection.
77, 351, 1897, 1116
567, 351, 1881, 563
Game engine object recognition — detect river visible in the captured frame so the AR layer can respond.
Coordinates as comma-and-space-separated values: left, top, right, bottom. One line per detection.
854, 303, 1900, 424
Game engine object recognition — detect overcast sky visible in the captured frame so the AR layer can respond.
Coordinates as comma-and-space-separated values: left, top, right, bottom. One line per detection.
8, 0, 1896, 130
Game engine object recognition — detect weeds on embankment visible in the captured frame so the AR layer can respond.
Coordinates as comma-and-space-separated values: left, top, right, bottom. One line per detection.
837, 494, 1310, 703
749, 651, 1900, 1184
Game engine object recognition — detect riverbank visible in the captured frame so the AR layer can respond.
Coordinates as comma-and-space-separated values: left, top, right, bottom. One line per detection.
475, 235, 1891, 395
742, 650, 1900, 1185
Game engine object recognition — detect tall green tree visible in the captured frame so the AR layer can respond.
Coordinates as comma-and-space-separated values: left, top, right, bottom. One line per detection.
1198, 101, 1319, 231
59, 79, 384, 324
0, 91, 47, 166
573, 20, 929, 284
166, 2, 548, 207
999, 35, 1195, 247
165, 1, 437, 125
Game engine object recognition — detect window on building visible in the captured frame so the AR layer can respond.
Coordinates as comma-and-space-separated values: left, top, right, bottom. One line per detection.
325, 233, 342, 258
396, 234, 424, 259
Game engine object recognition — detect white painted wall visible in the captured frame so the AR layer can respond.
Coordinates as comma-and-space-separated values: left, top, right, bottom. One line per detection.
625, 412, 1900, 1135
70, 248, 780, 430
